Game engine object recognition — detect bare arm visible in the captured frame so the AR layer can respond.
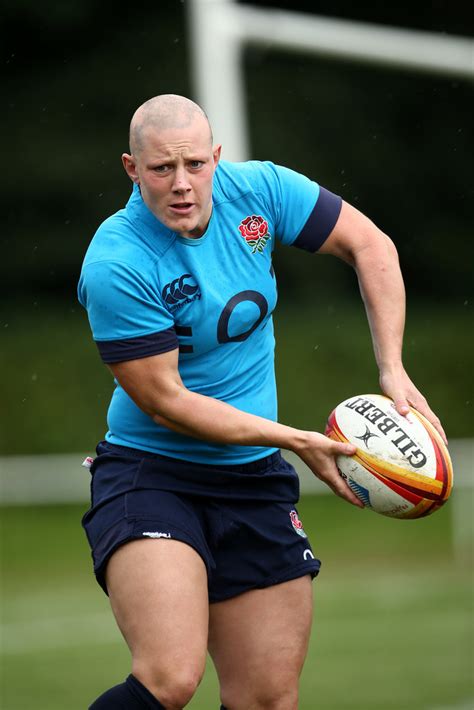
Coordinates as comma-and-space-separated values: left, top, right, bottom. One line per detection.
319, 200, 446, 443
109, 350, 363, 507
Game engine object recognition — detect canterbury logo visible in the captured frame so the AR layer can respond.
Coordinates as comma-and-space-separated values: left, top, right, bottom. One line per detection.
162, 274, 201, 307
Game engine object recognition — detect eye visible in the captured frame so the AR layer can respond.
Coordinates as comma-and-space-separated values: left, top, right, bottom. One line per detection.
189, 160, 204, 169
154, 164, 170, 173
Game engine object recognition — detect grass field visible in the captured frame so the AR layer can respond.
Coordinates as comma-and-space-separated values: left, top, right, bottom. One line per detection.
1, 494, 472, 710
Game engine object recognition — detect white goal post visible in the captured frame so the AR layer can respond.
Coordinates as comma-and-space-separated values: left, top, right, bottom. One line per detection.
187, 0, 474, 161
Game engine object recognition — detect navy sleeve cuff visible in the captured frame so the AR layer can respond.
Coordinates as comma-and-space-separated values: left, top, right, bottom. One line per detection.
96, 327, 179, 364
292, 186, 342, 253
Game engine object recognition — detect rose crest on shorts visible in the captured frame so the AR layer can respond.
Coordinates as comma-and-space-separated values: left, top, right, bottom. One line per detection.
239, 215, 270, 254
289, 510, 307, 538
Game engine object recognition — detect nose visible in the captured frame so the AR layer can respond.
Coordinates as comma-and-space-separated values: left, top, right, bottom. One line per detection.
172, 166, 191, 193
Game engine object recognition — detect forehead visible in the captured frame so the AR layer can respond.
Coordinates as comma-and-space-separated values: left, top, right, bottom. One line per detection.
139, 119, 212, 160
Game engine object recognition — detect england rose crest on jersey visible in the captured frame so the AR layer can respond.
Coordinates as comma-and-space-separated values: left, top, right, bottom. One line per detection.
239, 214, 271, 253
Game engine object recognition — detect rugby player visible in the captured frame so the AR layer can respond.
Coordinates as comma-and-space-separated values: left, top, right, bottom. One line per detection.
78, 94, 445, 709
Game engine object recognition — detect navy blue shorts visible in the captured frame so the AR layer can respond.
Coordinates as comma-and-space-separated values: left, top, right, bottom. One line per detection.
82, 442, 321, 602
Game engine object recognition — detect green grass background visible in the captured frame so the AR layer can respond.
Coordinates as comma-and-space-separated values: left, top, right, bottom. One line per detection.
1, 495, 472, 710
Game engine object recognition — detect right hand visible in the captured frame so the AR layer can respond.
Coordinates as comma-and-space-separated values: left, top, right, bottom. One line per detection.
295, 432, 364, 508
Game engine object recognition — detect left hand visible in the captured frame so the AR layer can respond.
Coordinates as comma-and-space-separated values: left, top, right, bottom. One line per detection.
379, 365, 447, 445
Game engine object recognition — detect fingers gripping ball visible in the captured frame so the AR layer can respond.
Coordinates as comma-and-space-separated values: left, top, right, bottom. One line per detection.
325, 394, 453, 519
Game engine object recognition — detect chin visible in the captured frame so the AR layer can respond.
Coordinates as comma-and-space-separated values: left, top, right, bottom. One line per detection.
178, 216, 204, 234
165, 216, 191, 232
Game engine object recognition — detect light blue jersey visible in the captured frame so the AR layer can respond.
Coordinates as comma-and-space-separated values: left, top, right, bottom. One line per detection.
78, 160, 341, 464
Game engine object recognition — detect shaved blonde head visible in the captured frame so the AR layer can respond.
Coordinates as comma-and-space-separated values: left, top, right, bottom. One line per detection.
129, 94, 213, 155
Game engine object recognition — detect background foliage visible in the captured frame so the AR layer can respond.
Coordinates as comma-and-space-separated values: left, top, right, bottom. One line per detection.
2, 0, 473, 303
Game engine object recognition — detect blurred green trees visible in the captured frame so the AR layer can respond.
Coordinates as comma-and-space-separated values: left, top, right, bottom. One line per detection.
2, 0, 472, 303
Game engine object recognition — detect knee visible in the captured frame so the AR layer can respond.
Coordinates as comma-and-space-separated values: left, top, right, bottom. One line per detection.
158, 670, 202, 709
222, 682, 298, 710
133, 661, 204, 709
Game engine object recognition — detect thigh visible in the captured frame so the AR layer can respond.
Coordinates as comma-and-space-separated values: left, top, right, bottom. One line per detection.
106, 537, 209, 681
208, 575, 313, 709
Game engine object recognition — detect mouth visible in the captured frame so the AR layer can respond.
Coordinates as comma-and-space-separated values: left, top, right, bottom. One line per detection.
169, 202, 195, 215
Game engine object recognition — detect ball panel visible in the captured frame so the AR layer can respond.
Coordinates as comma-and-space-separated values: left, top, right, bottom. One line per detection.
403, 498, 446, 519
352, 449, 445, 497
337, 452, 420, 517
410, 408, 453, 501
324, 393, 453, 519
325, 409, 347, 443
333, 394, 438, 478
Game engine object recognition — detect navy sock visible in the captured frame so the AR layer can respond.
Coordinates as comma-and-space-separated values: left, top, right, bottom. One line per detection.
89, 674, 165, 709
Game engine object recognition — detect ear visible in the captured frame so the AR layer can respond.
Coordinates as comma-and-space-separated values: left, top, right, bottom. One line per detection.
212, 144, 222, 168
122, 153, 140, 184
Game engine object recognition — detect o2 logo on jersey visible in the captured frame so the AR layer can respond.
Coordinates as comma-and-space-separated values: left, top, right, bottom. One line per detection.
162, 274, 201, 310
176, 290, 271, 356
217, 291, 268, 343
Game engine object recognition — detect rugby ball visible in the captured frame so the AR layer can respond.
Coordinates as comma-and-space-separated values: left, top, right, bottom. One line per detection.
325, 394, 453, 519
